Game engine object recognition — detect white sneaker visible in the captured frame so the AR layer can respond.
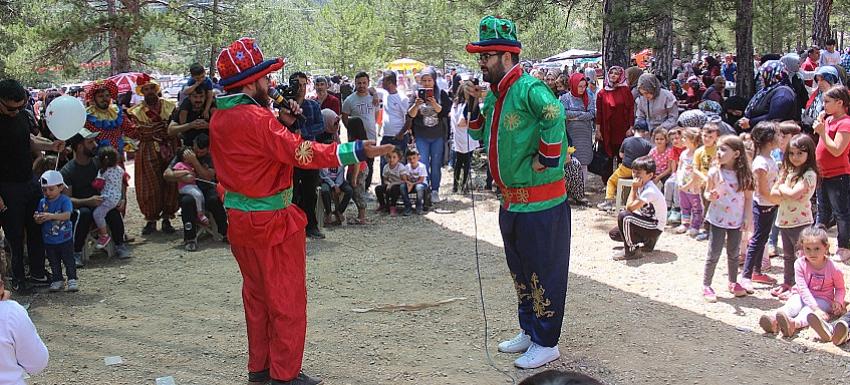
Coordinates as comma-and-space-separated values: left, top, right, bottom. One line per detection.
49, 281, 63, 292
498, 331, 532, 353
66, 279, 79, 292
513, 342, 560, 369
686, 228, 698, 238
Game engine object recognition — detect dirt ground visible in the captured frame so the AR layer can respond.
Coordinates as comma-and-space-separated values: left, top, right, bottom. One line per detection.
21, 171, 850, 385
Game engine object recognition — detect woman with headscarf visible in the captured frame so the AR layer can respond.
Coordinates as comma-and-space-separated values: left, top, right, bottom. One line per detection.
701, 56, 722, 88
672, 58, 684, 80
803, 66, 841, 131
780, 53, 808, 123
669, 79, 686, 102
584, 67, 599, 99
560, 73, 596, 201
635, 73, 679, 131
408, 66, 452, 203
595, 66, 635, 182
738, 61, 797, 131
680, 75, 705, 110
626, 66, 644, 100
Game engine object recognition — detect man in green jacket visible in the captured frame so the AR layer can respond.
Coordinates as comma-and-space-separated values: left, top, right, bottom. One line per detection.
465, 16, 572, 369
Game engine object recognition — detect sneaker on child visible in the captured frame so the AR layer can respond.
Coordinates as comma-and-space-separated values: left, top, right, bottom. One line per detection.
808, 313, 833, 341
728, 282, 748, 297
66, 279, 79, 292
96, 234, 112, 250
702, 286, 717, 303
832, 320, 849, 345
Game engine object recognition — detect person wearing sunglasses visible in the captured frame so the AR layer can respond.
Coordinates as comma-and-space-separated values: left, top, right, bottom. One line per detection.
0, 79, 65, 294
465, 16, 571, 370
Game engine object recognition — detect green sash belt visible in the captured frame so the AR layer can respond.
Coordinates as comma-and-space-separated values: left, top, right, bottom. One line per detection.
223, 188, 292, 211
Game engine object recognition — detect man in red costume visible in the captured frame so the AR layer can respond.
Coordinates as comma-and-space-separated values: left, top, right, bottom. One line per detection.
209, 38, 393, 385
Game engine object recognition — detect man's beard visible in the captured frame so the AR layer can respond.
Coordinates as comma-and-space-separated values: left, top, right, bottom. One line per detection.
84, 147, 97, 158
144, 94, 159, 106
482, 61, 507, 84
95, 101, 109, 110
254, 86, 270, 108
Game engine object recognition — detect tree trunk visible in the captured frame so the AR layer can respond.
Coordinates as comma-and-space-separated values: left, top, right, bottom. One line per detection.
654, 11, 673, 80
107, 0, 118, 75
736, 0, 755, 99
207, 0, 219, 78
602, 0, 630, 69
812, 0, 832, 47
798, 0, 807, 51
113, 31, 132, 74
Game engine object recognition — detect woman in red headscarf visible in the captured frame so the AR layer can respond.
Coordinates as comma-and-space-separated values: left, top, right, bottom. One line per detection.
594, 66, 635, 182
559, 73, 596, 204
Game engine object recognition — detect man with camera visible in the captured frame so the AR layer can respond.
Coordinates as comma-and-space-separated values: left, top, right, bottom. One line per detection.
287, 72, 326, 239
210, 38, 393, 385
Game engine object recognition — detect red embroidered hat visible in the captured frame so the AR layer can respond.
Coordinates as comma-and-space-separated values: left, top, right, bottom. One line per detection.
85, 79, 119, 102
216, 37, 285, 91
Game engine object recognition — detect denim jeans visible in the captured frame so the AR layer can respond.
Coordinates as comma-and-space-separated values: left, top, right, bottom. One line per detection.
743, 204, 778, 279
45, 240, 76, 282
415, 136, 445, 193
401, 183, 428, 212
816, 174, 850, 249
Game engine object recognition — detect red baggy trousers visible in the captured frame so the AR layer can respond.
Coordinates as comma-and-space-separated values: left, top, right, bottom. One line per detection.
231, 229, 307, 381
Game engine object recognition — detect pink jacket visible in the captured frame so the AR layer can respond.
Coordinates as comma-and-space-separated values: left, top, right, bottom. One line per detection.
793, 258, 846, 309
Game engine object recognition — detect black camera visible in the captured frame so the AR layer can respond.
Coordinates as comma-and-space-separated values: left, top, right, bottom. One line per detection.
269, 77, 301, 106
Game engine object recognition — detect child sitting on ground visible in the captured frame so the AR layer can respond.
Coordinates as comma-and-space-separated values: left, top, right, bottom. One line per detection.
93, 146, 126, 248
608, 156, 667, 261
35, 171, 78, 292
673, 128, 704, 236
701, 135, 754, 302
760, 227, 846, 338
181, 63, 214, 120
665, 128, 686, 225
319, 165, 352, 226
598, 120, 653, 211
375, 148, 407, 217
401, 149, 428, 215
172, 147, 210, 226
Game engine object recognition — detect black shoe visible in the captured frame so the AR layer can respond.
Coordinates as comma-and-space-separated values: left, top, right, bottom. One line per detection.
28, 275, 50, 287
271, 372, 323, 385
221, 236, 229, 244
248, 369, 270, 383
306, 228, 325, 239
142, 222, 157, 235
161, 220, 176, 234
12, 280, 32, 295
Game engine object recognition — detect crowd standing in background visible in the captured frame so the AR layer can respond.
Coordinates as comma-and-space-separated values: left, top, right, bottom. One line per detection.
8, 31, 850, 382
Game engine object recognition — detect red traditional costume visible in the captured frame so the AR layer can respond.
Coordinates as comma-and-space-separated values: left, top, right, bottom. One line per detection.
209, 38, 367, 383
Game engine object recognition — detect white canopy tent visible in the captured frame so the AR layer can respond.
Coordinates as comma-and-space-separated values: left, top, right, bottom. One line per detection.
542, 49, 602, 63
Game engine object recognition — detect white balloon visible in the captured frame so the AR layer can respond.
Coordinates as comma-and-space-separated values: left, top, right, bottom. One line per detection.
45, 95, 87, 141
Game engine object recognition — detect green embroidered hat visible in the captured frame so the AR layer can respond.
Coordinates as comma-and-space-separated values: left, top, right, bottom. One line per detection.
466, 16, 522, 54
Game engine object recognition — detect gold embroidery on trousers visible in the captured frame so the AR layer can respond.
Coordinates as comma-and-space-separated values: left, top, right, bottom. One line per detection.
512, 273, 530, 302
530, 273, 555, 318
295, 141, 314, 166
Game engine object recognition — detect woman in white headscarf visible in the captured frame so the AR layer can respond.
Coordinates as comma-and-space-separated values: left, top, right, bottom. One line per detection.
584, 67, 599, 99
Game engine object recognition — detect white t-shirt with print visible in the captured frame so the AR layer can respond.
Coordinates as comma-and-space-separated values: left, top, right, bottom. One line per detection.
636, 181, 667, 231
342, 93, 378, 140
752, 154, 778, 206
405, 162, 428, 184
776, 169, 817, 228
